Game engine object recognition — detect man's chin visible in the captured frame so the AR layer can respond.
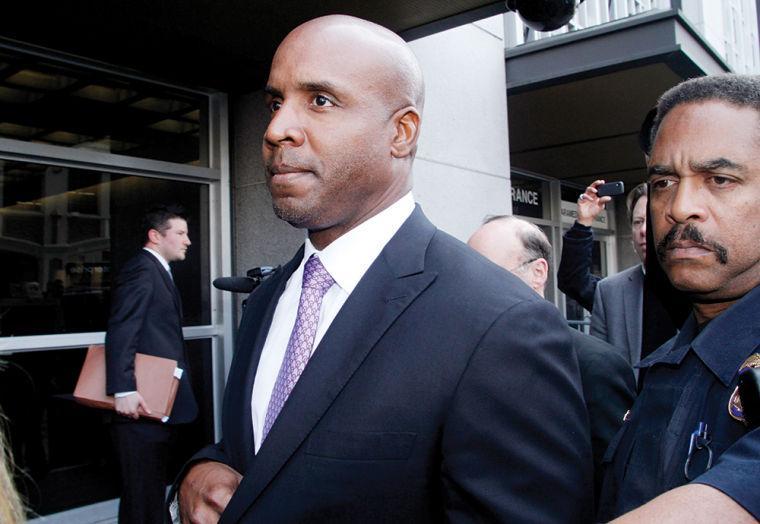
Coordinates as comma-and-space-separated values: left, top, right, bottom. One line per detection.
272, 201, 312, 229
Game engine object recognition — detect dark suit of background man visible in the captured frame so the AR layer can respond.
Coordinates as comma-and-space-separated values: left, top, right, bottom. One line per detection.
106, 205, 198, 524
468, 215, 636, 506
598, 74, 760, 522
175, 14, 593, 523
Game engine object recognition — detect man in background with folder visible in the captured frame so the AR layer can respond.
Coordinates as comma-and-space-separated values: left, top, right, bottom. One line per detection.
106, 204, 198, 524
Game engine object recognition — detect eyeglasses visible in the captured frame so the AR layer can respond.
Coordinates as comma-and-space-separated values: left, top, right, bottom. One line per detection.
508, 258, 538, 273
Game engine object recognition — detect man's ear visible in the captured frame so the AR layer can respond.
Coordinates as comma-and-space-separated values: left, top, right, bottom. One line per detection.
390, 107, 421, 158
147, 228, 162, 245
531, 258, 549, 292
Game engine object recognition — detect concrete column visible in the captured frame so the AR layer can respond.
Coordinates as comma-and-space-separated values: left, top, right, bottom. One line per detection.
409, 15, 511, 241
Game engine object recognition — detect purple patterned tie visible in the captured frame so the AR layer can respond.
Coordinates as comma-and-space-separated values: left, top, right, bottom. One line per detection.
262, 255, 335, 440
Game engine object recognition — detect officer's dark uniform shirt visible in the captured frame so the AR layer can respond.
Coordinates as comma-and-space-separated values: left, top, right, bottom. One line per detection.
598, 284, 760, 521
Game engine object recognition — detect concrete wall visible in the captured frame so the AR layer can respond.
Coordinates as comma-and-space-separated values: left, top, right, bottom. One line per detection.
409, 15, 511, 241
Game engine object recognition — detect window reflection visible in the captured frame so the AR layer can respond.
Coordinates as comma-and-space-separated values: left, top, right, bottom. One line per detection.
0, 49, 208, 166
0, 159, 210, 336
0, 340, 214, 517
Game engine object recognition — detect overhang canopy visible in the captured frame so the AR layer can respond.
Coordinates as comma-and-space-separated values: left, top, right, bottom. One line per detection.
0, 1, 505, 91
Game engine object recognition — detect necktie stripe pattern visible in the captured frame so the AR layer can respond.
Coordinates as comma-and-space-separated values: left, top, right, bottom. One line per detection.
262, 255, 335, 440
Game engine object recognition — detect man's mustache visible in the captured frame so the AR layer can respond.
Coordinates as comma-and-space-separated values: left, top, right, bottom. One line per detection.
656, 223, 728, 264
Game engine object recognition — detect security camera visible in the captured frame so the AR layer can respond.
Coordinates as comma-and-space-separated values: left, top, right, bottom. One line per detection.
506, 0, 585, 32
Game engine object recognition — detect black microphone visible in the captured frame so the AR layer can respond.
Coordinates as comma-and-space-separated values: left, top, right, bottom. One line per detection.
213, 266, 277, 293
213, 276, 257, 293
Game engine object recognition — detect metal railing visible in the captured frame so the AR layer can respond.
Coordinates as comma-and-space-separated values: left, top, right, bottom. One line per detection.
505, 0, 672, 47
505, 0, 759, 74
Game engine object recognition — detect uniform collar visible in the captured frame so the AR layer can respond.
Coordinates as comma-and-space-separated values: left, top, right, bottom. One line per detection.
638, 285, 760, 386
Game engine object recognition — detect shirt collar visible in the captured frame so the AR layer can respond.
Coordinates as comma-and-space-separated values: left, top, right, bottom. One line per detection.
143, 246, 171, 273
302, 192, 415, 294
638, 284, 760, 386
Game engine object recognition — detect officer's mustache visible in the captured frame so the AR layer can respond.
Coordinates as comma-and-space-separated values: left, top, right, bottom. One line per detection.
656, 223, 728, 265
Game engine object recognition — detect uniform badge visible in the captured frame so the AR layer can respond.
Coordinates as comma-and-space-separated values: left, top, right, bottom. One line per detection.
728, 353, 760, 424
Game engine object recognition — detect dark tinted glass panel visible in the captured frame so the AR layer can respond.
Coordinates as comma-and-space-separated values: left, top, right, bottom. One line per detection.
0, 340, 215, 517
561, 184, 583, 203
511, 172, 548, 219
0, 159, 210, 336
0, 49, 208, 166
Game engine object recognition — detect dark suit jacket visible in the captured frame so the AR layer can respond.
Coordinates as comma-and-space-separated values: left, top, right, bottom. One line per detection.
558, 222, 599, 312
177, 208, 593, 522
590, 265, 644, 371
569, 329, 635, 503
105, 249, 197, 424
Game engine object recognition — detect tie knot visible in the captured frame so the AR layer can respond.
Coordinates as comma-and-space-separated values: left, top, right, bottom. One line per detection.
302, 255, 334, 294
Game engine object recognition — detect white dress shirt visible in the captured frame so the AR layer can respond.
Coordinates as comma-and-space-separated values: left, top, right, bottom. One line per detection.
250, 192, 415, 452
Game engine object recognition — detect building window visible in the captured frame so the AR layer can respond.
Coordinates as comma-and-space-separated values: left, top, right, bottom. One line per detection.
0, 48, 209, 166
0, 340, 215, 517
0, 159, 211, 337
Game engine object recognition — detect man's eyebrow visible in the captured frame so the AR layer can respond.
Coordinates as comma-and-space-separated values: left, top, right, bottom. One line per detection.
264, 85, 282, 98
299, 81, 342, 95
264, 81, 344, 99
690, 157, 746, 173
647, 164, 675, 177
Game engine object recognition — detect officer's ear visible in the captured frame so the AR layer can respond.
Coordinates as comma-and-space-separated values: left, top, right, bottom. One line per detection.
390, 107, 421, 159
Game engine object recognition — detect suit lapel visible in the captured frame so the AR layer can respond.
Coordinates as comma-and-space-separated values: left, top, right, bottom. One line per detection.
221, 207, 438, 523
223, 256, 299, 470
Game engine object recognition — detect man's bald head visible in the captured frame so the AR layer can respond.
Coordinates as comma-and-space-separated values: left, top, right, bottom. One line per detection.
262, 15, 425, 249
468, 216, 552, 297
275, 15, 425, 114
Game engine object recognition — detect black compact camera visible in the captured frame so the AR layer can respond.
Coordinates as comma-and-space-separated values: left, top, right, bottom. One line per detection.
596, 181, 625, 197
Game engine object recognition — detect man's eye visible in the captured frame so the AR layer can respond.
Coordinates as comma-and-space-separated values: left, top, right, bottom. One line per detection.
269, 100, 282, 112
711, 175, 733, 186
313, 94, 333, 107
651, 178, 674, 190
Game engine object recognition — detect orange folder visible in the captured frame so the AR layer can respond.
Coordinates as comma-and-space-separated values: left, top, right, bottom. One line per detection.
73, 344, 181, 422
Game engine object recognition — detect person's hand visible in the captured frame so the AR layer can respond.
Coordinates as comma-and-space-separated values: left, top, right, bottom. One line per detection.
577, 179, 612, 227
179, 460, 242, 523
114, 392, 150, 419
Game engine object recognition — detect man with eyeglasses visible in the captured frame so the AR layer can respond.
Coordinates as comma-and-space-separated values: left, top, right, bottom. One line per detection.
468, 215, 635, 504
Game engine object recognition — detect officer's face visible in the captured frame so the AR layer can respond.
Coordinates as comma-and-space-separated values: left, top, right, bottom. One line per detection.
648, 100, 760, 302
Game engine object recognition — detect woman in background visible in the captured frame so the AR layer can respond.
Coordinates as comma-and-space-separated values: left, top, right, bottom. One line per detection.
0, 414, 25, 524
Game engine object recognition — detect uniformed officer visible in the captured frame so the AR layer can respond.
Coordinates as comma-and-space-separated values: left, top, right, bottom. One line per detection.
598, 74, 760, 522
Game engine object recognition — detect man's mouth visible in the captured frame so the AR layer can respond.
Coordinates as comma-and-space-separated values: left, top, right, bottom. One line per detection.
656, 224, 729, 265
666, 241, 713, 260
268, 163, 314, 184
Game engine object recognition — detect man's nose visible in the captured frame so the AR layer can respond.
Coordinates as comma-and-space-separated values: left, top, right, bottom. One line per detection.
668, 178, 707, 224
264, 102, 305, 148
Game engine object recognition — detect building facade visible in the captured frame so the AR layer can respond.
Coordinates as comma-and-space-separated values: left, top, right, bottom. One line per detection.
0, 1, 756, 521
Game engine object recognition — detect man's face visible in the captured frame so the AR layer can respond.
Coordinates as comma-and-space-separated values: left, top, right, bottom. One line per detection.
154, 218, 191, 262
648, 100, 760, 301
262, 25, 402, 242
631, 196, 647, 264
